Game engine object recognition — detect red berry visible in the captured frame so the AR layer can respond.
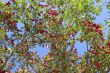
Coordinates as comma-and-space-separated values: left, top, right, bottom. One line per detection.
93, 23, 97, 27
95, 62, 102, 68
107, 41, 110, 48
10, 39, 14, 46
12, 0, 16, 3
5, 1, 11, 6
7, 20, 17, 26
95, 25, 101, 29
39, 30, 47, 34
0, 70, 5, 73
48, 10, 58, 16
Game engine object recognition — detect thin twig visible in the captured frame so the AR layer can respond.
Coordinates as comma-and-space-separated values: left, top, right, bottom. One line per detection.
6, 55, 19, 70
0, 52, 13, 69
29, 64, 38, 73
86, 40, 89, 66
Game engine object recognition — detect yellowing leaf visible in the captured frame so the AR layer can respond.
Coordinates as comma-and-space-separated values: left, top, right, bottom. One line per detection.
0, 29, 5, 40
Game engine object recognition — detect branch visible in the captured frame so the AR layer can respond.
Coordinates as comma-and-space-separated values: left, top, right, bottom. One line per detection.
0, 52, 13, 70
6, 55, 19, 70
86, 40, 89, 67
29, 64, 38, 73
0, 28, 33, 70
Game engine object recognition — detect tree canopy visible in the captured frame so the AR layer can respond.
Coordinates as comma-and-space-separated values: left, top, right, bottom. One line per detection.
0, 0, 110, 73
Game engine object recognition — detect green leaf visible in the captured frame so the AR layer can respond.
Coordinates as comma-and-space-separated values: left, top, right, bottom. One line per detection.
95, 0, 102, 3
28, 13, 32, 18
107, 2, 110, 10
76, 67, 80, 73
95, 6, 102, 16
81, 25, 85, 31
71, 0, 78, 5
22, 0, 26, 3
0, 48, 5, 54
73, 18, 77, 22
72, 25, 79, 31
0, 29, 5, 40
105, 20, 110, 27
104, 41, 107, 45
78, 1, 83, 11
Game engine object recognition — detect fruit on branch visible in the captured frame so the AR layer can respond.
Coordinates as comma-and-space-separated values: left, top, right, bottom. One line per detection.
106, 41, 110, 48
7, 20, 17, 26
5, 1, 11, 6
0, 70, 6, 73
94, 62, 102, 68
12, 0, 16, 3
48, 10, 58, 16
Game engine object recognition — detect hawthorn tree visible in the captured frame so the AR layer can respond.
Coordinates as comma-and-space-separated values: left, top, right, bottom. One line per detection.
0, 0, 110, 73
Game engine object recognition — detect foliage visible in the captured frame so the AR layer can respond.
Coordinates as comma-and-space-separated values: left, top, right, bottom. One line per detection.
0, 0, 110, 73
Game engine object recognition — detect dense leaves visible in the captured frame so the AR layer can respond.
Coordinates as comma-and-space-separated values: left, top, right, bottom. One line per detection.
0, 0, 110, 73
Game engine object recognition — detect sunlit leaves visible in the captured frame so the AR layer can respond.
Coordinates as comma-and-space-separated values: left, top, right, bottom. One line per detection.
0, 48, 5, 54
105, 19, 110, 27
78, 0, 84, 12
0, 0, 110, 72
71, 0, 79, 5
0, 28, 5, 40
95, 6, 102, 16
95, 0, 102, 3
